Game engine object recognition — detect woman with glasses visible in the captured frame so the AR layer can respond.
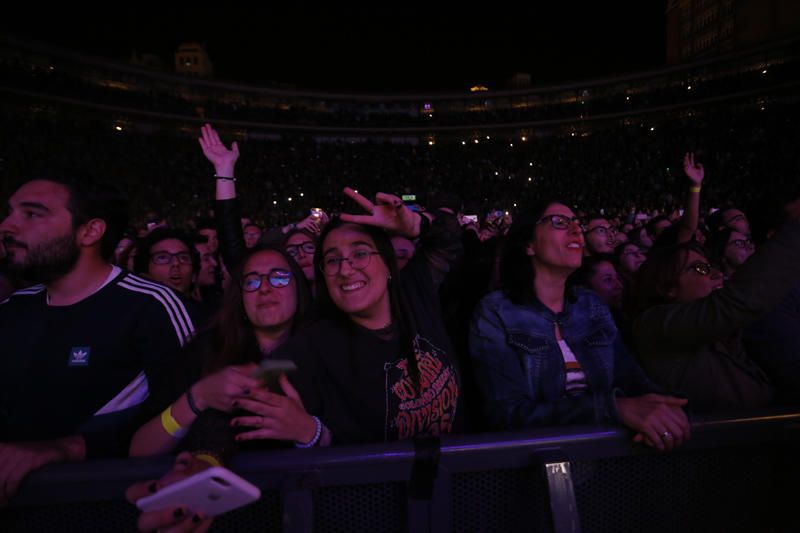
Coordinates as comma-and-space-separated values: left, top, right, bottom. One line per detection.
633, 203, 800, 411
615, 242, 647, 282
258, 187, 463, 445
200, 124, 325, 292
127, 244, 311, 530
470, 201, 690, 452
283, 228, 318, 285
707, 228, 755, 280
129, 244, 311, 456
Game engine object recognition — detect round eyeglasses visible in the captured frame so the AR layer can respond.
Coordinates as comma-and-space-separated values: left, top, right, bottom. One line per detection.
585, 226, 616, 237
536, 214, 581, 230
727, 238, 754, 249
151, 251, 192, 266
684, 261, 714, 276
241, 269, 292, 292
286, 242, 316, 257
323, 250, 380, 276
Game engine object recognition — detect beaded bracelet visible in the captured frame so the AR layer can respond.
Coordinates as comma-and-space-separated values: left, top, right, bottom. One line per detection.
294, 416, 322, 448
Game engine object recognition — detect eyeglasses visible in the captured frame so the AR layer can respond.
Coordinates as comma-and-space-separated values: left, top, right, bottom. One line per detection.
323, 250, 380, 276
241, 269, 292, 292
585, 226, 617, 237
536, 214, 581, 230
622, 249, 646, 257
151, 251, 193, 266
286, 242, 316, 257
725, 214, 747, 224
684, 261, 713, 276
727, 238, 754, 249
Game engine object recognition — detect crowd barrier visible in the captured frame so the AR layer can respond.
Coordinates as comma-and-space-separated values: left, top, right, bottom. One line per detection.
3, 408, 799, 532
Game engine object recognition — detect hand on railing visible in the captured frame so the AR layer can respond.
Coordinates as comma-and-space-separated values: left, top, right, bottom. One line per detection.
616, 394, 691, 452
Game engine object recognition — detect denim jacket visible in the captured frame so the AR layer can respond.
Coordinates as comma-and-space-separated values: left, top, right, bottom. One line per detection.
469, 288, 657, 430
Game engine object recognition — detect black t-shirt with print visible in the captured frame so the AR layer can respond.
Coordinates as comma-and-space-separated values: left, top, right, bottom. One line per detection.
274, 211, 463, 444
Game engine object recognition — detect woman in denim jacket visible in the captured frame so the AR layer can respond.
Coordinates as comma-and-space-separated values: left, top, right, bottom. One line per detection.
469, 201, 690, 451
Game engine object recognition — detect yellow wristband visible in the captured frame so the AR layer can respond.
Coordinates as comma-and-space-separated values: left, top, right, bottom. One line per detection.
689, 186, 701, 193
160, 406, 187, 438
194, 453, 222, 468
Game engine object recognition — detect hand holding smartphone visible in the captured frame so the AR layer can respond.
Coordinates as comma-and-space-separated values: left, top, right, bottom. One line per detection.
255, 359, 298, 395
136, 466, 260, 517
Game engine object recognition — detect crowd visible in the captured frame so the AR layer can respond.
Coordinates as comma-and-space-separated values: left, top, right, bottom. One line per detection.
1, 98, 800, 530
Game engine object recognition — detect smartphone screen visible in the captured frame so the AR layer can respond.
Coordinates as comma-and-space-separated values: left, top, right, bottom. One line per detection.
255, 359, 298, 394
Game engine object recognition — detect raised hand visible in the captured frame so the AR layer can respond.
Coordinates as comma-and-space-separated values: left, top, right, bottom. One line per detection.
339, 187, 421, 238
683, 152, 704, 186
295, 214, 321, 235
198, 124, 239, 177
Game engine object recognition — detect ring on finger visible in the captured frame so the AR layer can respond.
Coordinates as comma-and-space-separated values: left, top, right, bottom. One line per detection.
661, 431, 673, 440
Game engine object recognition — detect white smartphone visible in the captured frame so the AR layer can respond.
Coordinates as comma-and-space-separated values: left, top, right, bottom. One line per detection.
136, 466, 261, 517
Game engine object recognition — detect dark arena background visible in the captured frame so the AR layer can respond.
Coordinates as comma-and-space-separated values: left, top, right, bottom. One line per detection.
1, 3, 800, 532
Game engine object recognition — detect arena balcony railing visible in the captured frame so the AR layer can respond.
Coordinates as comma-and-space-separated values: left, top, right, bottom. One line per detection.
1, 32, 799, 122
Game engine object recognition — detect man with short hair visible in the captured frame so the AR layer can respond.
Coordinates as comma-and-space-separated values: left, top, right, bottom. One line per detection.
243, 223, 262, 249
133, 227, 199, 296
584, 215, 617, 255
0, 173, 195, 504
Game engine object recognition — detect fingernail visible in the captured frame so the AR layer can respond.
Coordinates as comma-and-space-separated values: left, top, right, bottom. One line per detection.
173, 507, 185, 519
242, 388, 251, 395
148, 482, 158, 493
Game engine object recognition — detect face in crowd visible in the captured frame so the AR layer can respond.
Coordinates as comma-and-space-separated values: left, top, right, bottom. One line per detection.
146, 238, 194, 295
198, 227, 219, 254
0, 180, 82, 284
320, 223, 391, 322
243, 224, 262, 249
194, 241, 218, 288
722, 208, 750, 236
529, 203, 585, 275
285, 232, 316, 282
618, 243, 647, 276
669, 249, 724, 303
723, 230, 755, 272
584, 217, 616, 255
240, 249, 298, 331
390, 235, 415, 271
586, 260, 624, 310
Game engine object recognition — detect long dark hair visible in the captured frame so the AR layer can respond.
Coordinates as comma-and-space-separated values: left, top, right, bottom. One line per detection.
200, 244, 311, 375
501, 199, 570, 305
313, 217, 421, 389
633, 241, 707, 316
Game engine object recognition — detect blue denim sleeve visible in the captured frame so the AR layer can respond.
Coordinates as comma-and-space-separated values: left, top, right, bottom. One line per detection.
469, 298, 619, 429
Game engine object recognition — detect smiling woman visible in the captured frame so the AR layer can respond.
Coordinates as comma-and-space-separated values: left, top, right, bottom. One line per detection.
269, 187, 464, 444
469, 200, 691, 452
